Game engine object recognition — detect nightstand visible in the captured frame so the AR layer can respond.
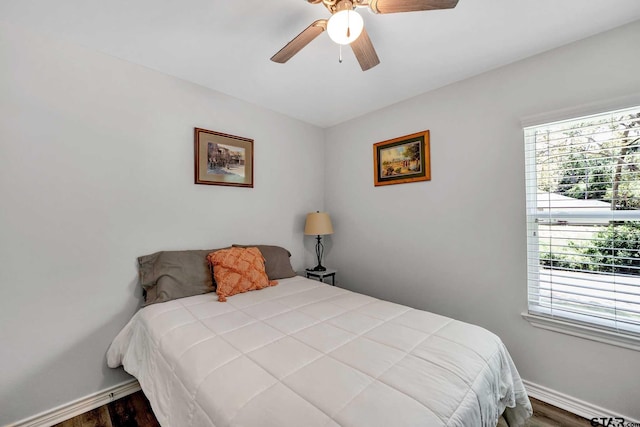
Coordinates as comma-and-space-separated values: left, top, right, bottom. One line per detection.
305, 268, 337, 286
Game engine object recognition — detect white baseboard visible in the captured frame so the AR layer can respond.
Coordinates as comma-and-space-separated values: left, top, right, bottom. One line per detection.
523, 379, 639, 425
7, 379, 141, 427
8, 377, 638, 426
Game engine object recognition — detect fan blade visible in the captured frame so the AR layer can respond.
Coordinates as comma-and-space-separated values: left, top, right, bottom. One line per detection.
350, 28, 380, 71
369, 0, 458, 14
271, 20, 327, 63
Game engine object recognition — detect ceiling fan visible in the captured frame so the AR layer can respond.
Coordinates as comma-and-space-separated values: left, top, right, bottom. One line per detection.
271, 0, 459, 71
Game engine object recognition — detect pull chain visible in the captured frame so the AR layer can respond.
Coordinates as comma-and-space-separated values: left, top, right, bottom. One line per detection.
339, 44, 342, 63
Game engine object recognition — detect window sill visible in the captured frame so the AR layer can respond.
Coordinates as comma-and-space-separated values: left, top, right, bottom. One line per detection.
521, 312, 640, 352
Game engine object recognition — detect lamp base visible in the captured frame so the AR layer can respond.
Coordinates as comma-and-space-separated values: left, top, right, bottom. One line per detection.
306, 266, 327, 272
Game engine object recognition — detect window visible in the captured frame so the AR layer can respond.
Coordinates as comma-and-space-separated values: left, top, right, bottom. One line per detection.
524, 105, 640, 343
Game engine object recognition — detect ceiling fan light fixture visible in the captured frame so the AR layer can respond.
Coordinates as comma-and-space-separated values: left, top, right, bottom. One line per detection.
326, 9, 364, 45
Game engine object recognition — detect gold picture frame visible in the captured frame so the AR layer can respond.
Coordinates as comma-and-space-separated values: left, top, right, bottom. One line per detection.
194, 128, 254, 188
373, 130, 431, 186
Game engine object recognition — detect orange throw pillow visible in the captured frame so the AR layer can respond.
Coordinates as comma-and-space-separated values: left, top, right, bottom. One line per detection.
207, 247, 278, 302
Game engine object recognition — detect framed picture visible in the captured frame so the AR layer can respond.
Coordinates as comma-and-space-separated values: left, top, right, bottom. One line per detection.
373, 130, 431, 186
194, 128, 254, 188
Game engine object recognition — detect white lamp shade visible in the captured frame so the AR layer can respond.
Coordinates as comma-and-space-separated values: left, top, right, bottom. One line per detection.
304, 212, 334, 235
326, 10, 364, 45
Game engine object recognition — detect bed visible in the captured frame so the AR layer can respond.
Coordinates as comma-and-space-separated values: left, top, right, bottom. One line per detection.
107, 275, 532, 427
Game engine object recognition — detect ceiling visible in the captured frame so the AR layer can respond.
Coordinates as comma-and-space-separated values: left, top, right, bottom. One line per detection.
2, 1, 640, 128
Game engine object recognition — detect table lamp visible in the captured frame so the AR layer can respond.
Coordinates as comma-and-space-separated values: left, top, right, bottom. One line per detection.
304, 211, 334, 271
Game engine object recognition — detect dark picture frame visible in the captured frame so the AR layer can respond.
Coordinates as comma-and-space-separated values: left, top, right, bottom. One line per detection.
373, 130, 431, 186
194, 128, 254, 188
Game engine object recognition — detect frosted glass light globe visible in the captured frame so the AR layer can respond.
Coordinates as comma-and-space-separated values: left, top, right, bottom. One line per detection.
326, 10, 364, 45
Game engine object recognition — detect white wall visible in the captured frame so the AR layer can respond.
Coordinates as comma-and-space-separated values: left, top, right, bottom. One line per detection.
0, 24, 325, 425
324, 20, 640, 420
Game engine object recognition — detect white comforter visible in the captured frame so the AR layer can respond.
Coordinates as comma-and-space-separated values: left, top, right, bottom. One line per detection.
107, 276, 532, 427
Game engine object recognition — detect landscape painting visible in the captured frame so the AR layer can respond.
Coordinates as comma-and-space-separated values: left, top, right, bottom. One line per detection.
379, 141, 422, 177
207, 143, 246, 180
373, 130, 431, 186
195, 128, 253, 187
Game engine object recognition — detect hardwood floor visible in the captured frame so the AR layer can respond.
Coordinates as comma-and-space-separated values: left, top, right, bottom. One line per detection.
55, 391, 594, 427
499, 398, 595, 427
53, 391, 159, 427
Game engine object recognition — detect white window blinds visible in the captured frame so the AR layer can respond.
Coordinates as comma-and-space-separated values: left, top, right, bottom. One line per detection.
525, 106, 640, 336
